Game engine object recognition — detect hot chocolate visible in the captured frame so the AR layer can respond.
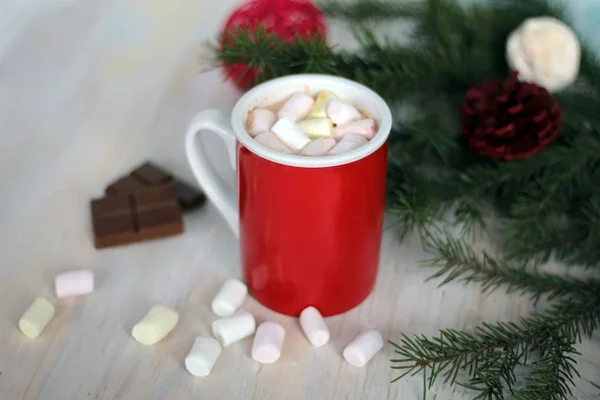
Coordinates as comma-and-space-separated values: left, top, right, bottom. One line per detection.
246, 91, 378, 156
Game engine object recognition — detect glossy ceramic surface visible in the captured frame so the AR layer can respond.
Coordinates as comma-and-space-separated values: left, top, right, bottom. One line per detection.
238, 142, 388, 316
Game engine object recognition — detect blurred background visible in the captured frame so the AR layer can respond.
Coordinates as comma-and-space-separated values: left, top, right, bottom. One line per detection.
1, 1, 599, 399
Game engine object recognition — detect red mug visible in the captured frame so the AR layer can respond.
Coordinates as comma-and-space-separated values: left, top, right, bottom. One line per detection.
185, 74, 392, 317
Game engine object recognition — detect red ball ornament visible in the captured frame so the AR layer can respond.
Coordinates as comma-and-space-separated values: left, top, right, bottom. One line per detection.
220, 0, 327, 91
461, 71, 563, 161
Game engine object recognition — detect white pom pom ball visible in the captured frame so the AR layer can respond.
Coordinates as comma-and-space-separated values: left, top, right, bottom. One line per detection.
507, 16, 580, 92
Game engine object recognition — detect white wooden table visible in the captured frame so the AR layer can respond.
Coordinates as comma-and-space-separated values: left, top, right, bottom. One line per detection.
1, 1, 598, 399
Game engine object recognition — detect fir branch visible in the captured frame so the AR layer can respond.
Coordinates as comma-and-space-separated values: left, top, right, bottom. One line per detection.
503, 195, 600, 268
514, 337, 581, 400
217, 27, 338, 86
385, 163, 449, 238
423, 231, 600, 302
319, 0, 424, 21
390, 296, 600, 398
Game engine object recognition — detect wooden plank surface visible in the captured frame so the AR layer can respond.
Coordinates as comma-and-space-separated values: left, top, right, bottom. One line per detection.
0, 1, 598, 399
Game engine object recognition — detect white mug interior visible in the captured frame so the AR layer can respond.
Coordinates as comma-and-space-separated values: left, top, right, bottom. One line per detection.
231, 74, 392, 168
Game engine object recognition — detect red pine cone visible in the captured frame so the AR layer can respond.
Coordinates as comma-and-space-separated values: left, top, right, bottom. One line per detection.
461, 71, 563, 160
220, 0, 327, 91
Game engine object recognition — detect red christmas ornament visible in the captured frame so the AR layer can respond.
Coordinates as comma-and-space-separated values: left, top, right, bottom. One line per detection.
461, 71, 563, 161
220, 0, 327, 91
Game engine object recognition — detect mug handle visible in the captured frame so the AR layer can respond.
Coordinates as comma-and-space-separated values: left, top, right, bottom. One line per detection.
185, 109, 239, 237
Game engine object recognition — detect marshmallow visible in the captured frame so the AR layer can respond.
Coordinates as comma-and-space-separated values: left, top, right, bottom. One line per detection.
131, 304, 179, 345
212, 311, 256, 347
185, 336, 222, 377
308, 91, 338, 118
328, 134, 368, 155
343, 329, 384, 367
252, 321, 285, 364
334, 119, 377, 140
278, 92, 315, 121
212, 279, 248, 317
271, 117, 311, 152
254, 132, 293, 154
300, 137, 337, 157
327, 100, 361, 125
299, 306, 330, 347
248, 109, 277, 136
55, 270, 94, 298
296, 118, 333, 138
19, 297, 55, 338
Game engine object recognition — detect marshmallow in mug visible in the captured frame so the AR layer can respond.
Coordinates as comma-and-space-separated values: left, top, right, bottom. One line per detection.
248, 109, 277, 136
246, 90, 378, 156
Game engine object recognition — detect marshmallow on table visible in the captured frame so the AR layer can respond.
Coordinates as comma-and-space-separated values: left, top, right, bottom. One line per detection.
19, 297, 55, 338
252, 321, 285, 364
334, 119, 377, 140
271, 117, 311, 152
255, 132, 293, 154
299, 306, 330, 347
55, 270, 94, 298
248, 109, 277, 136
212, 311, 256, 346
328, 134, 369, 155
343, 329, 384, 367
308, 91, 338, 118
131, 304, 179, 345
327, 100, 361, 126
296, 118, 333, 138
185, 336, 222, 377
301, 137, 337, 157
278, 92, 315, 121
212, 279, 247, 317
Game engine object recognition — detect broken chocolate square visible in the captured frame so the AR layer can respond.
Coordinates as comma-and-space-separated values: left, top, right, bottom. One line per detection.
91, 189, 184, 249
105, 162, 206, 212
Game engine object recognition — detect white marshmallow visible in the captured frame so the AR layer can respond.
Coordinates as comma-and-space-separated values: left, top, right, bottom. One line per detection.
507, 17, 580, 92
212, 311, 256, 347
299, 306, 330, 347
255, 132, 293, 154
55, 270, 94, 298
328, 134, 368, 155
249, 109, 277, 136
296, 118, 333, 138
343, 329, 384, 367
300, 137, 337, 157
212, 279, 247, 317
19, 297, 55, 339
334, 119, 377, 140
252, 321, 285, 364
327, 100, 361, 125
185, 336, 222, 377
308, 91, 338, 118
131, 305, 179, 345
271, 117, 311, 152
277, 92, 315, 121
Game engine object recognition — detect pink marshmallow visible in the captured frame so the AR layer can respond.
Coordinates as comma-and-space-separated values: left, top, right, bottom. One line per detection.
334, 119, 377, 140
248, 109, 277, 136
254, 132, 293, 154
55, 270, 94, 298
301, 137, 337, 156
327, 100, 361, 125
278, 93, 315, 121
328, 134, 368, 155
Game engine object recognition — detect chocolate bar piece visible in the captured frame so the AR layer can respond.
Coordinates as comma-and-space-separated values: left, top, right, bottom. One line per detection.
91, 188, 184, 249
105, 162, 206, 212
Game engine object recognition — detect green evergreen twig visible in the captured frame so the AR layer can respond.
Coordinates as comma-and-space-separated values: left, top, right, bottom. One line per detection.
423, 231, 600, 302
390, 297, 600, 398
